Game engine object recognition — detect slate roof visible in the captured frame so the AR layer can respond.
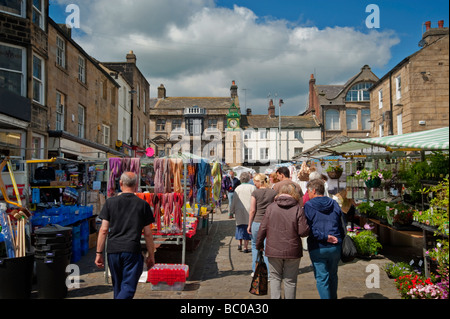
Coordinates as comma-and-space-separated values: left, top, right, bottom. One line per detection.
151, 97, 237, 110
241, 115, 320, 129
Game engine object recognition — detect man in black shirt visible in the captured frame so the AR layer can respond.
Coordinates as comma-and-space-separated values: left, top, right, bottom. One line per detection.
95, 172, 155, 299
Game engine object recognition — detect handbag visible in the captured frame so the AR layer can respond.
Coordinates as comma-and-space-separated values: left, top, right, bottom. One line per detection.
340, 214, 357, 263
249, 251, 268, 295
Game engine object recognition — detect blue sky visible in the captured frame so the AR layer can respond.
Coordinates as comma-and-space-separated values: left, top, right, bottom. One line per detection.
49, 0, 449, 115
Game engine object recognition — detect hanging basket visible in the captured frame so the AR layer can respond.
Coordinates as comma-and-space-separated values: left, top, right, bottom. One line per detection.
327, 170, 343, 179
365, 177, 381, 188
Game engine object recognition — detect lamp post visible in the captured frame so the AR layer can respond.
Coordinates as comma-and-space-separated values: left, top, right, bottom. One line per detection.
278, 98, 284, 164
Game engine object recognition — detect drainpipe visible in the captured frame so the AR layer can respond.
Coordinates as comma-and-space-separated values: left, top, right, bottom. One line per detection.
388, 75, 394, 135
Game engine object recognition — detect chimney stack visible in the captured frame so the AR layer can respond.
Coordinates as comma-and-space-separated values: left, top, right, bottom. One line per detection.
230, 81, 238, 99
246, 108, 252, 116
126, 50, 137, 64
158, 84, 166, 99
438, 20, 444, 28
268, 99, 275, 118
425, 21, 431, 31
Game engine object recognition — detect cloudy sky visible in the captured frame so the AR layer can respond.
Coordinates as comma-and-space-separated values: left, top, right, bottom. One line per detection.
49, 0, 449, 115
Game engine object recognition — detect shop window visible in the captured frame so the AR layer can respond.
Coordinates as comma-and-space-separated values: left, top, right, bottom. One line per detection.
0, 0, 25, 17
172, 119, 182, 130
0, 130, 24, 158
325, 110, 340, 130
0, 43, 26, 96
33, 54, 45, 105
378, 89, 383, 109
346, 109, 358, 131
397, 113, 403, 135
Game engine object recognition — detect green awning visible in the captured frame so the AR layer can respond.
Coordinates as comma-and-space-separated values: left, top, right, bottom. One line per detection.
348, 127, 449, 151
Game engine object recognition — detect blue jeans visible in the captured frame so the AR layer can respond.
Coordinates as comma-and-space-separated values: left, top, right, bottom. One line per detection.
251, 222, 269, 275
309, 244, 341, 299
108, 252, 144, 299
228, 192, 234, 217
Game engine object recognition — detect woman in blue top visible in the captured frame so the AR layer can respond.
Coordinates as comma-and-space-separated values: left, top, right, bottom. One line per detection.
304, 179, 345, 299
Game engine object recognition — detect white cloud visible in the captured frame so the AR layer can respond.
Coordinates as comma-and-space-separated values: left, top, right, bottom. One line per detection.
52, 0, 400, 115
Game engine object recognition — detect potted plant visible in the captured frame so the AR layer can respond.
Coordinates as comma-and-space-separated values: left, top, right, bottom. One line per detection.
326, 164, 343, 179
352, 230, 383, 258
355, 169, 386, 188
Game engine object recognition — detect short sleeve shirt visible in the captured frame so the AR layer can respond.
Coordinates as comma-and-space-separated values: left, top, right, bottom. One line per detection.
99, 193, 154, 254
252, 188, 277, 223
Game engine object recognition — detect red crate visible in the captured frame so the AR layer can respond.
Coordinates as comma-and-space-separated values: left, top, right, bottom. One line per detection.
147, 264, 189, 286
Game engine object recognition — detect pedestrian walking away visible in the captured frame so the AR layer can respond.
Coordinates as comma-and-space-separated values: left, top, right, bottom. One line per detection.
223, 170, 241, 218
304, 179, 345, 299
95, 171, 156, 299
247, 173, 276, 276
256, 183, 310, 299
230, 172, 255, 253
273, 167, 304, 203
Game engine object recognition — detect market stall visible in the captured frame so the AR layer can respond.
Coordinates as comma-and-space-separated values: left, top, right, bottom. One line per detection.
300, 127, 449, 282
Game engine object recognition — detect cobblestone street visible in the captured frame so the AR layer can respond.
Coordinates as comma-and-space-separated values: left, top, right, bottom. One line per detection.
62, 205, 403, 300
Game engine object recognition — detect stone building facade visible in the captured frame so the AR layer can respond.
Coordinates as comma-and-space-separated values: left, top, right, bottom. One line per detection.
304, 65, 379, 142
0, 0, 49, 159
369, 20, 449, 137
149, 82, 239, 162
47, 20, 121, 159
101, 51, 150, 157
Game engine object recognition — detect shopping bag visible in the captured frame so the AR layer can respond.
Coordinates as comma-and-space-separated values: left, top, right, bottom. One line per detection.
249, 251, 268, 295
341, 235, 357, 263
340, 214, 357, 263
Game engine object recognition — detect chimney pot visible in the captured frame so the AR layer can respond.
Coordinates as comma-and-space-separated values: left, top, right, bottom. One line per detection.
425, 21, 431, 31
438, 20, 444, 28
246, 108, 252, 116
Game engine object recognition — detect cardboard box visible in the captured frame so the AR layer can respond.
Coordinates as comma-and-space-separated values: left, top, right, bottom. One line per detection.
89, 233, 98, 249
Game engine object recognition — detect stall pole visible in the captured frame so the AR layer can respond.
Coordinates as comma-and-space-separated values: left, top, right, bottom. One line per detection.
182, 162, 187, 265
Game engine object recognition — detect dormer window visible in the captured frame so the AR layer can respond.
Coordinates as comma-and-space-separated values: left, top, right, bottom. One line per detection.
346, 82, 373, 102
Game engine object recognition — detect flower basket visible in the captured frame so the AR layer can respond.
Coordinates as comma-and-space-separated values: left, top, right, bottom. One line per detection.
327, 170, 343, 179
365, 177, 381, 188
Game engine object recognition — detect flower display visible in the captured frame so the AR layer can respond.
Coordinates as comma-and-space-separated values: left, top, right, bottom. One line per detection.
355, 169, 390, 181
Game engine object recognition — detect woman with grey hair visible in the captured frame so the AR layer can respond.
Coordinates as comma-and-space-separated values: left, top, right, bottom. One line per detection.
230, 172, 256, 253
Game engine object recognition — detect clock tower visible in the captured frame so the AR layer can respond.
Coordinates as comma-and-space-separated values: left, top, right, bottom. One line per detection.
225, 84, 243, 166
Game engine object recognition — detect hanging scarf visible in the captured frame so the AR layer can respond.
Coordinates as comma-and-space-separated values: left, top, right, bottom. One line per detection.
170, 158, 183, 194
188, 161, 197, 206
163, 158, 172, 193
173, 192, 184, 231
108, 158, 122, 197
211, 162, 222, 202
153, 193, 162, 231
196, 159, 211, 204
154, 159, 164, 194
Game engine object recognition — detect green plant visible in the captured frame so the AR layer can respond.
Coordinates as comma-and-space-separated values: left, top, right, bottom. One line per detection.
352, 230, 382, 256
326, 164, 343, 173
384, 262, 416, 279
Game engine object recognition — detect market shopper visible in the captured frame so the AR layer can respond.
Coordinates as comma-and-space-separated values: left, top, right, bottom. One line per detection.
304, 179, 345, 299
256, 183, 310, 299
247, 173, 277, 276
223, 170, 241, 218
268, 172, 279, 189
95, 172, 156, 299
273, 167, 304, 203
230, 172, 255, 253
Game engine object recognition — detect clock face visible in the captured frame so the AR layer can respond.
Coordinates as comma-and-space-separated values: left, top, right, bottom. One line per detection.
229, 119, 238, 128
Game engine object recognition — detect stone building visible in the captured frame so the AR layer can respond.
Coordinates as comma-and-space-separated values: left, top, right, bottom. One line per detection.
304, 65, 379, 141
369, 20, 449, 137
241, 101, 321, 166
101, 51, 150, 157
0, 0, 49, 160
149, 82, 240, 162
46, 19, 123, 159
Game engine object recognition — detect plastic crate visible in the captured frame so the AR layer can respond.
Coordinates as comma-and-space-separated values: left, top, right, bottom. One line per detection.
147, 264, 189, 291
